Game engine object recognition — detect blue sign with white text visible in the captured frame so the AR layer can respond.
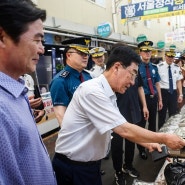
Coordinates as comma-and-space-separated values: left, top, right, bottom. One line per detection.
121, 0, 185, 19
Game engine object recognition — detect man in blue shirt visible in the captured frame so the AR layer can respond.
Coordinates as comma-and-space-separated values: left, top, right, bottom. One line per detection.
50, 37, 92, 126
50, 37, 93, 184
137, 40, 163, 160
0, 1, 56, 184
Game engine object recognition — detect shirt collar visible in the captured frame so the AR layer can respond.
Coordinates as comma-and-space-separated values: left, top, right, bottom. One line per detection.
100, 74, 116, 100
0, 72, 27, 98
65, 65, 84, 78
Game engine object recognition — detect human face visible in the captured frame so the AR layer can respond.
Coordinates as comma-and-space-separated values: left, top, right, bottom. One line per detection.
113, 62, 138, 94
92, 55, 105, 67
0, 19, 44, 79
140, 50, 152, 63
66, 49, 89, 72
165, 55, 174, 65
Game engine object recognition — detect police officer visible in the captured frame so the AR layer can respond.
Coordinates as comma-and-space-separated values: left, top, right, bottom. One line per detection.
89, 47, 107, 78
49, 37, 92, 126
137, 40, 163, 160
157, 48, 183, 129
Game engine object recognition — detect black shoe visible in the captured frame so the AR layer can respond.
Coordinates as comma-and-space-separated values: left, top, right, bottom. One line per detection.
100, 170, 105, 175
115, 171, 126, 185
139, 151, 148, 160
122, 164, 140, 178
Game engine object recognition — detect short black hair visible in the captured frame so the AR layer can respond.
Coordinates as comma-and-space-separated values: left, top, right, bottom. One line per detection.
0, 0, 46, 43
106, 45, 141, 70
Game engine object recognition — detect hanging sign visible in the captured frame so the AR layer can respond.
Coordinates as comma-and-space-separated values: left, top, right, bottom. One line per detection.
97, 22, 112, 38
157, 40, 165, 49
136, 34, 147, 43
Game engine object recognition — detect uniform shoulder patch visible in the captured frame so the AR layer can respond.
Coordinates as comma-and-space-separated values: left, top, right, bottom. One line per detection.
60, 70, 69, 78
90, 67, 95, 72
158, 63, 164, 67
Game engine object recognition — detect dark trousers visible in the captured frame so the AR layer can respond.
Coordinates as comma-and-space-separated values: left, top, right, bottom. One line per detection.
158, 89, 178, 130
137, 95, 158, 152
111, 132, 135, 172
52, 153, 102, 185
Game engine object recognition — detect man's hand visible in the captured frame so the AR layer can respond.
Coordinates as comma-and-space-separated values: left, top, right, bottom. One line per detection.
33, 109, 45, 123
143, 143, 162, 153
143, 106, 149, 120
164, 134, 185, 150
29, 96, 43, 109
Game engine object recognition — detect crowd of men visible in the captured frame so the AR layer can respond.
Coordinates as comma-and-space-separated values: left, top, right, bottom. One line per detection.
1, 1, 185, 185
49, 37, 185, 185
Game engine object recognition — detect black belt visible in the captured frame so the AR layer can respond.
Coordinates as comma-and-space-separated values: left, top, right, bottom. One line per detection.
145, 94, 156, 98
161, 88, 175, 93
55, 153, 101, 166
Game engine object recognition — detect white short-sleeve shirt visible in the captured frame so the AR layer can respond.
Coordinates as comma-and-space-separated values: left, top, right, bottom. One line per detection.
157, 61, 183, 89
21, 74, 35, 96
55, 74, 127, 161
89, 65, 106, 78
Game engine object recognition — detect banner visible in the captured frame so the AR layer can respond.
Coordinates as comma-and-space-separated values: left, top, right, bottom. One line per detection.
121, 0, 185, 23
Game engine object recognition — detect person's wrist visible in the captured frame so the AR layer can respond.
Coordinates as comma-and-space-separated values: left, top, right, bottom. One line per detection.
179, 94, 183, 97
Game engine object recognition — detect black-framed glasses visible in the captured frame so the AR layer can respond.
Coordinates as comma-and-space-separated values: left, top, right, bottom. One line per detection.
121, 64, 138, 80
67, 51, 89, 57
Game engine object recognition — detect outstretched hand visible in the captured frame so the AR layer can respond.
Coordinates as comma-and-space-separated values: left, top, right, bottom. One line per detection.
164, 134, 185, 150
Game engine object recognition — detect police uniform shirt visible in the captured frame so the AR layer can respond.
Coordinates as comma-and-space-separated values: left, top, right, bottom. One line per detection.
49, 65, 92, 107
117, 72, 143, 124
139, 62, 160, 95
157, 61, 183, 89
55, 74, 127, 161
21, 74, 35, 97
89, 64, 106, 78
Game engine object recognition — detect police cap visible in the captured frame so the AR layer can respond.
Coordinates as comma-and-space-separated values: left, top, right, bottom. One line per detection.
138, 40, 153, 51
62, 37, 91, 54
89, 47, 107, 58
165, 48, 176, 57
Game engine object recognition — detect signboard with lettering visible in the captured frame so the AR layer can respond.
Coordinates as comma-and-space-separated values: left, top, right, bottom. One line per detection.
136, 34, 147, 43
121, 0, 185, 23
157, 40, 165, 49
97, 22, 112, 38
165, 29, 185, 43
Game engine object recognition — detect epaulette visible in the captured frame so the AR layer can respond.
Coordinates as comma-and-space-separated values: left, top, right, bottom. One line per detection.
174, 64, 179, 67
158, 63, 164, 67
60, 70, 70, 78
90, 67, 95, 72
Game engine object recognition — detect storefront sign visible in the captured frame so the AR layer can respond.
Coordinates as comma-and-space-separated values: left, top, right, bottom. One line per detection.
121, 0, 185, 23
165, 29, 185, 43
97, 22, 112, 38
157, 40, 165, 49
136, 34, 147, 43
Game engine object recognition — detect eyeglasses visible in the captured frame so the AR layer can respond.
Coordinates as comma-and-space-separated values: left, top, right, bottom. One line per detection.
67, 51, 89, 57
121, 64, 138, 81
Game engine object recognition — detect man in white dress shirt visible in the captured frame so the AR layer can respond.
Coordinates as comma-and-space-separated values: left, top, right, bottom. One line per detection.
52, 45, 185, 185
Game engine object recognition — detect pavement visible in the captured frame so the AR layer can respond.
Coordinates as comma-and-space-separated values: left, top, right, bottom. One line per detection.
101, 149, 165, 185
